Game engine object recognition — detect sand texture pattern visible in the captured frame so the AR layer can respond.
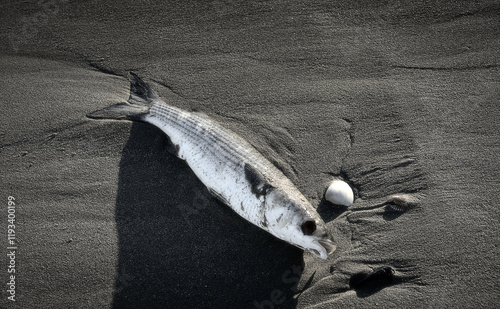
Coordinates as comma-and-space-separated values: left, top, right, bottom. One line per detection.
1, 1, 499, 308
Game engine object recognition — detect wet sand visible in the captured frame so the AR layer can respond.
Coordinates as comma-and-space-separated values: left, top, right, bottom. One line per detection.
1, 1, 499, 308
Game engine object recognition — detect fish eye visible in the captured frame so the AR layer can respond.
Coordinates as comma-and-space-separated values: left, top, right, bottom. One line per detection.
301, 220, 316, 236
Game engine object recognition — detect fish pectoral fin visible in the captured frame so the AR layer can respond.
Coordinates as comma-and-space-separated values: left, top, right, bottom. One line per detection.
244, 163, 274, 198
207, 188, 230, 206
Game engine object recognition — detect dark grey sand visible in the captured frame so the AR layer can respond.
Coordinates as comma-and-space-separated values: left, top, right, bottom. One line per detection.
1, 1, 499, 308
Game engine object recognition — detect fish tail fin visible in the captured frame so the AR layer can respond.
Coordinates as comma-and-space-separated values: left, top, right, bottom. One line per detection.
87, 72, 157, 120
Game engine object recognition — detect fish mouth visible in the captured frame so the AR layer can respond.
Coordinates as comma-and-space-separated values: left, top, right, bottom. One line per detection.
317, 238, 336, 255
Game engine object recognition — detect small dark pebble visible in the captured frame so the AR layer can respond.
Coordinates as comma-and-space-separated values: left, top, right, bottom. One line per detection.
350, 266, 395, 290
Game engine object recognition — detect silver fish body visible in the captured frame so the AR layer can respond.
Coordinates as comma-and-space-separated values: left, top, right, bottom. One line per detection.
88, 73, 336, 259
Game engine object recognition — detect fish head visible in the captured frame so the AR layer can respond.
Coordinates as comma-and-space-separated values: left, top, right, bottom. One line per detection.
264, 190, 336, 259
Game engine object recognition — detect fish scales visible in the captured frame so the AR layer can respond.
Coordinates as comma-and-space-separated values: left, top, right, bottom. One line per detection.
148, 103, 274, 225
150, 105, 283, 182
151, 104, 266, 168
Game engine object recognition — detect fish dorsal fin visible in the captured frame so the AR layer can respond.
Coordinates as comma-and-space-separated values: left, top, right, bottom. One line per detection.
128, 72, 158, 105
244, 163, 274, 198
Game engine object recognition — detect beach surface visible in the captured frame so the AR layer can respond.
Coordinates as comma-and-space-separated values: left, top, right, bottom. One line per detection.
1, 1, 499, 308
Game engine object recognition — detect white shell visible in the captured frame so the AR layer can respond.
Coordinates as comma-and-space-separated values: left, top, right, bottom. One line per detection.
325, 180, 354, 206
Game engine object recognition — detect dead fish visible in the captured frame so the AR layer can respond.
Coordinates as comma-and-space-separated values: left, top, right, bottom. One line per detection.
87, 73, 336, 259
